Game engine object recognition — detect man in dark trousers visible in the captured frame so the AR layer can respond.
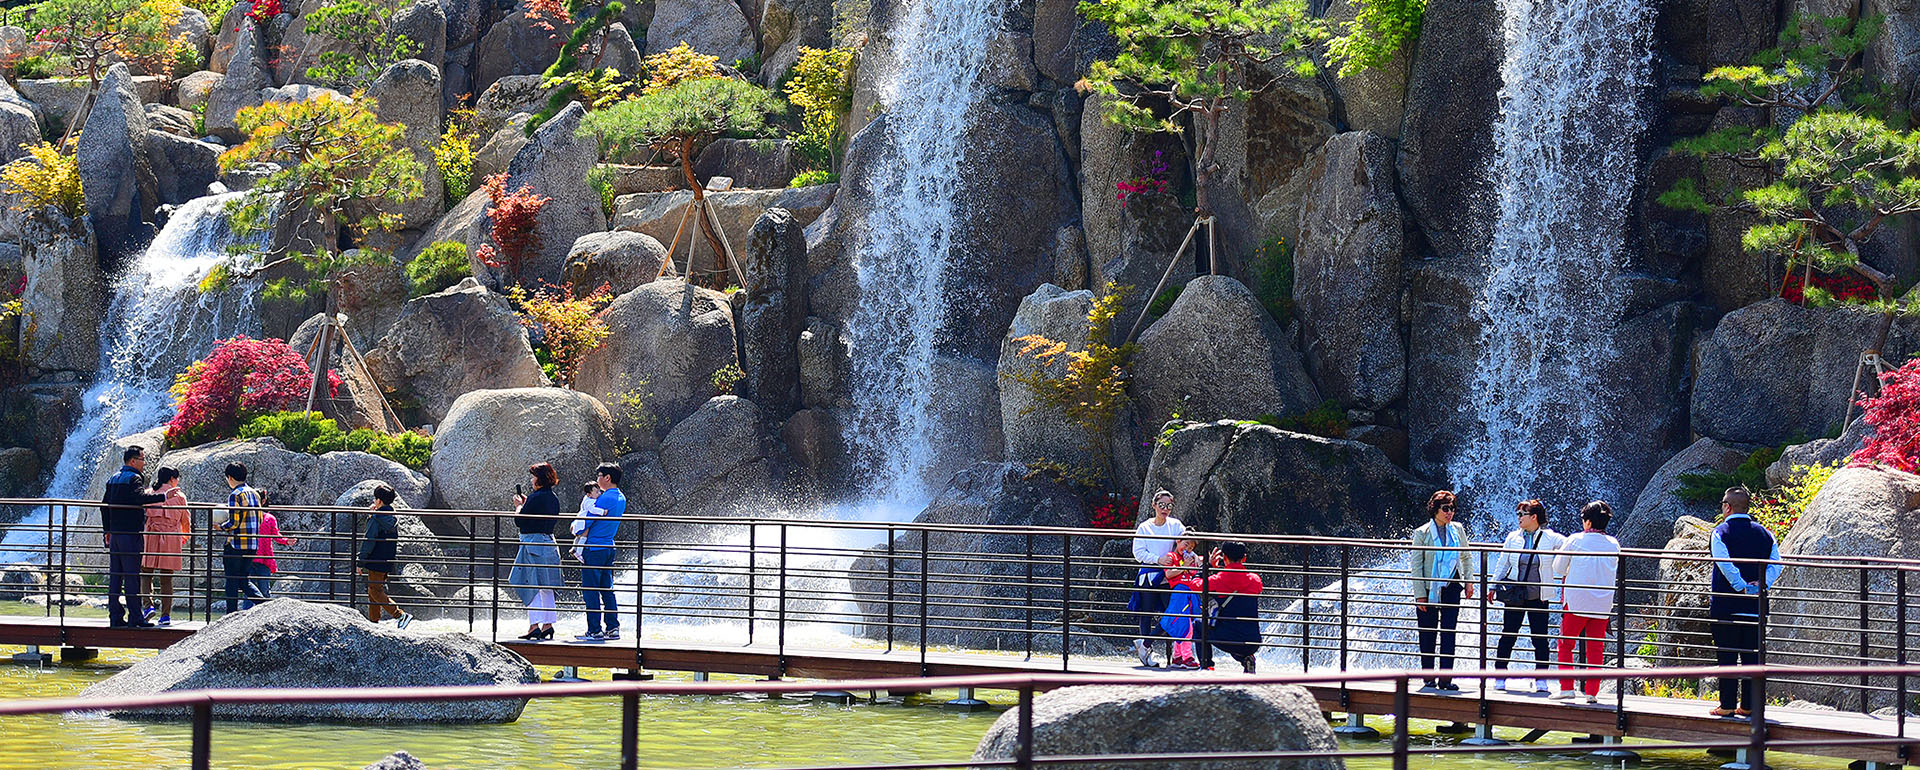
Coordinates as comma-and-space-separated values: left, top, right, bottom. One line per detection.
1708, 486, 1783, 718
101, 446, 165, 628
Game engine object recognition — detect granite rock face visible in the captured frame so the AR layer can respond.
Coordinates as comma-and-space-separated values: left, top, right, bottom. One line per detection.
974, 684, 1343, 770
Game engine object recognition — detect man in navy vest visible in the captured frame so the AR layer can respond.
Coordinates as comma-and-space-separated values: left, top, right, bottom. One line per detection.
1707, 487, 1783, 718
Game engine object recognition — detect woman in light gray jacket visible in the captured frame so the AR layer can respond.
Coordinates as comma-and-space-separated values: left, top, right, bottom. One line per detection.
1410, 490, 1475, 691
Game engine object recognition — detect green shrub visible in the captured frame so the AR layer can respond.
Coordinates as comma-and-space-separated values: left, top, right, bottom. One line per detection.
15, 53, 69, 79
1252, 236, 1293, 322
1674, 446, 1782, 503
789, 169, 838, 187
587, 164, 617, 218
237, 410, 434, 470
405, 240, 470, 298
1145, 283, 1184, 319
1258, 400, 1349, 438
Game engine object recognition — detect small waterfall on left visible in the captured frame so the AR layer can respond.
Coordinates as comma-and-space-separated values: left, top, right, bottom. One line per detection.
0, 193, 261, 561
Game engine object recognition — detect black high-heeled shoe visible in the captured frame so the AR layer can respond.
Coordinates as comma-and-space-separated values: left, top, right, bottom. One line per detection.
517, 628, 542, 641
538, 627, 555, 641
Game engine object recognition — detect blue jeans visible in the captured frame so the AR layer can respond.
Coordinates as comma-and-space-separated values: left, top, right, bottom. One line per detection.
223, 544, 264, 613
244, 563, 273, 609
581, 547, 618, 634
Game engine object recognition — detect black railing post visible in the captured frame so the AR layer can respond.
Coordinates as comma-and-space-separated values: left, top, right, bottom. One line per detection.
1339, 545, 1351, 709
1025, 531, 1034, 662
1198, 550, 1212, 670
1060, 532, 1072, 671
747, 523, 758, 645
1898, 568, 1908, 750
919, 529, 929, 675
202, 503, 214, 623
1749, 668, 1767, 770
777, 522, 788, 664
348, 512, 361, 619
884, 525, 894, 652
1015, 684, 1035, 770
1860, 567, 1872, 713
490, 514, 502, 644
327, 509, 338, 604
1300, 544, 1311, 672
1392, 676, 1410, 770
1615, 549, 1628, 730
1477, 546, 1490, 719
191, 700, 212, 770
465, 513, 477, 632
620, 691, 639, 770
635, 519, 645, 659
58, 504, 68, 628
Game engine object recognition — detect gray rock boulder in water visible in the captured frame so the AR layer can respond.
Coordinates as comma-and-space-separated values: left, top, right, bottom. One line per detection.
78, 599, 538, 722
362, 752, 428, 770
973, 684, 1342, 770
1132, 275, 1320, 434
1142, 420, 1428, 545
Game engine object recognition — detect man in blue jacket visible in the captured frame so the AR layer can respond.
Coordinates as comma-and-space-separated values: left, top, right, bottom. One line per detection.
575, 462, 626, 642
101, 446, 166, 628
1708, 487, 1783, 718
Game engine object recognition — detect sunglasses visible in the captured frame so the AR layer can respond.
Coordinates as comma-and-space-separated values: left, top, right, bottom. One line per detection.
1439, 504, 1457, 511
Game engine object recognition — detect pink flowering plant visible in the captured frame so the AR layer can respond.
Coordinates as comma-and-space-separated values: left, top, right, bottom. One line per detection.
1115, 150, 1170, 208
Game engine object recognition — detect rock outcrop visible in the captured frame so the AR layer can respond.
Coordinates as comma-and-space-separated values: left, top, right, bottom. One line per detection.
1692, 299, 1920, 446
1132, 276, 1320, 434
739, 209, 807, 417
573, 280, 739, 439
77, 64, 159, 261
498, 102, 605, 287
363, 278, 548, 424
974, 684, 1342, 770
1292, 131, 1405, 410
430, 388, 618, 524
563, 231, 669, 297
79, 600, 538, 722
997, 284, 1095, 470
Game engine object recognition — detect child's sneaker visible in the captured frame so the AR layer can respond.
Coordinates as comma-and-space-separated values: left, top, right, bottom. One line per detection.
396, 612, 413, 629
157, 615, 171, 627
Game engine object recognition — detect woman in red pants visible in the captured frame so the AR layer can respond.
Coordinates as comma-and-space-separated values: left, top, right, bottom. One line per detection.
1550, 501, 1621, 703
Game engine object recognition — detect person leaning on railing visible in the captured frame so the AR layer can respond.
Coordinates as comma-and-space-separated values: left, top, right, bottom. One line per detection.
1492, 499, 1564, 693
1708, 486, 1783, 718
510, 463, 565, 641
1409, 490, 1474, 692
214, 462, 268, 615
101, 445, 166, 628
357, 483, 412, 629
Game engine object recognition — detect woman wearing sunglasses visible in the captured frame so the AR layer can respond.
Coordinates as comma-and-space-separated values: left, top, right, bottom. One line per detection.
1410, 490, 1475, 691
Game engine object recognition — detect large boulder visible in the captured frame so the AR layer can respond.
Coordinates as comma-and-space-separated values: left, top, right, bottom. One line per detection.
1395, 0, 1500, 263
1132, 276, 1320, 434
18, 211, 104, 375
174, 71, 223, 112
1079, 92, 1190, 322
1767, 420, 1869, 487
144, 131, 223, 205
692, 139, 794, 190
393, 0, 449, 83
430, 387, 618, 518
205, 21, 269, 141
1141, 420, 1429, 549
1292, 130, 1405, 410
363, 59, 445, 232
497, 102, 605, 287
1325, 0, 1409, 138
1646, 515, 1717, 666
563, 230, 669, 297
470, 6, 569, 96
77, 64, 159, 262
160, 438, 433, 511
573, 280, 739, 438
613, 185, 835, 260
974, 684, 1341, 770
648, 396, 788, 516
738, 209, 807, 417
0, 81, 39, 165
847, 462, 1099, 650
1616, 438, 1753, 583
363, 278, 549, 425
78, 599, 538, 722
1692, 299, 1920, 446
16, 75, 166, 129
997, 283, 1096, 471
647, 0, 755, 64
1769, 466, 1920, 708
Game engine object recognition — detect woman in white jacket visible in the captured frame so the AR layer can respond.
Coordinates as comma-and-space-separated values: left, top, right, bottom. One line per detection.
1550, 501, 1622, 704
1491, 500, 1564, 693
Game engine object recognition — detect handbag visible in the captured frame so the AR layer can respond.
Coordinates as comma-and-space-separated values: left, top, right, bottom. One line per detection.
1494, 532, 1537, 604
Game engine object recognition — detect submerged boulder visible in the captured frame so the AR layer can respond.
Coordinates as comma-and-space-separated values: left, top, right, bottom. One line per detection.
974, 684, 1342, 770
78, 599, 538, 722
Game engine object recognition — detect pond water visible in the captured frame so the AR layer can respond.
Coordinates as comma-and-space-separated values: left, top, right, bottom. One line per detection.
0, 644, 1858, 770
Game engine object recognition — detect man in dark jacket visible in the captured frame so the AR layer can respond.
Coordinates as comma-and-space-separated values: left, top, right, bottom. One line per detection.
101, 446, 165, 628
1708, 487, 1783, 718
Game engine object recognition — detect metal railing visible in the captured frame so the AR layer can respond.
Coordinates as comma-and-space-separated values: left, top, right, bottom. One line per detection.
1, 665, 1915, 770
3, 497, 1918, 722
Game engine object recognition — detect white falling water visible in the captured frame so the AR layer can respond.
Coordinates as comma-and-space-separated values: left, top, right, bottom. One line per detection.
841, 0, 1007, 504
1448, 0, 1654, 528
0, 194, 261, 561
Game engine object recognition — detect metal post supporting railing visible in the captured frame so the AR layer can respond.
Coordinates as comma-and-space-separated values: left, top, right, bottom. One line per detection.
1024, 531, 1034, 661
1861, 567, 1872, 714
635, 519, 645, 659
1477, 548, 1490, 718
1339, 545, 1350, 706
777, 523, 788, 665
1015, 685, 1035, 770
1392, 676, 1410, 770
1899, 568, 1908, 753
1198, 552, 1212, 670
465, 513, 476, 632
201, 505, 213, 622
58, 504, 68, 628
918, 530, 929, 674
1749, 669, 1768, 770
490, 519, 501, 643
348, 514, 361, 618
41, 507, 51, 620
1616, 550, 1628, 730
1060, 532, 1071, 671
620, 691, 640, 770
884, 525, 894, 652
747, 524, 757, 646
1299, 544, 1311, 672
191, 701, 212, 770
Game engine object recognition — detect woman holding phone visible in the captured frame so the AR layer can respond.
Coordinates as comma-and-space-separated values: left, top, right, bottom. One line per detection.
510, 462, 565, 640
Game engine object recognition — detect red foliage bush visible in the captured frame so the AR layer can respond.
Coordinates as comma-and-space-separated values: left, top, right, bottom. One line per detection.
1781, 269, 1878, 305
245, 0, 281, 24
167, 336, 340, 445
1850, 357, 1920, 473
1090, 495, 1140, 529
478, 172, 550, 285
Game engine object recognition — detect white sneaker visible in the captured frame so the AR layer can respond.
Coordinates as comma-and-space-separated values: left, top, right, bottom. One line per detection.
1536, 682, 1553, 694
1493, 678, 1507, 691
397, 612, 413, 629
1133, 640, 1154, 667
1548, 690, 1577, 701
1585, 694, 1601, 705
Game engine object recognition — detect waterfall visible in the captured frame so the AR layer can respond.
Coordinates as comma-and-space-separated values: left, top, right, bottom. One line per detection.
1448, 0, 1654, 527
840, 0, 1007, 504
0, 194, 261, 562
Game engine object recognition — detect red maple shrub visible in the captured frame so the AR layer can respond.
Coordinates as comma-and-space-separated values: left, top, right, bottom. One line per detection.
1850, 357, 1920, 474
477, 172, 550, 286
167, 336, 340, 446
1781, 269, 1878, 305
1089, 495, 1140, 529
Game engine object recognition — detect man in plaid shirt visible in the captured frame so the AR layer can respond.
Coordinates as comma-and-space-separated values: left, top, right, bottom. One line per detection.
216, 462, 267, 613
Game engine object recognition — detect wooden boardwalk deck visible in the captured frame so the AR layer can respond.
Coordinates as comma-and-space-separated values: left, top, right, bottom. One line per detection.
3, 615, 1914, 764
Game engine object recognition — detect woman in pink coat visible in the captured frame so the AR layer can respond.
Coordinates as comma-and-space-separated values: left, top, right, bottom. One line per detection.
140, 467, 188, 626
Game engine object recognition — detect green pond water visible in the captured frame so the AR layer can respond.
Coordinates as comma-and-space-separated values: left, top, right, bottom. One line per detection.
0, 644, 1858, 770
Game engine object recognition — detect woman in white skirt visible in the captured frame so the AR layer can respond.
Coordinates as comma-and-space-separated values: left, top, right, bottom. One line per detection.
510, 462, 567, 640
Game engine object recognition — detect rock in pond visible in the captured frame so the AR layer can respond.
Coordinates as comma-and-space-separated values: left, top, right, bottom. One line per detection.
974, 684, 1342, 770
79, 599, 539, 722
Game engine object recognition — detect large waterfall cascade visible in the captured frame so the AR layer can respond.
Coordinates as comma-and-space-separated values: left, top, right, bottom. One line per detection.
840, 0, 1009, 506
1446, 0, 1656, 532
0, 194, 261, 561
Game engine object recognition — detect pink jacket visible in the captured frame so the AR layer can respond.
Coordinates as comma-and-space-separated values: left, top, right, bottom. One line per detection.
252, 514, 296, 573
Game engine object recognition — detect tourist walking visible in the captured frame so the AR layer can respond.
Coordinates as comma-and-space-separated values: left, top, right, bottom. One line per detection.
1201, 541, 1264, 673
101, 446, 165, 628
358, 484, 411, 628
1410, 490, 1474, 691
1549, 501, 1621, 704
575, 462, 626, 642
510, 462, 566, 641
1492, 499, 1564, 693
1129, 489, 1185, 667
215, 462, 268, 614
140, 466, 188, 627
1708, 487, 1782, 718
246, 509, 295, 608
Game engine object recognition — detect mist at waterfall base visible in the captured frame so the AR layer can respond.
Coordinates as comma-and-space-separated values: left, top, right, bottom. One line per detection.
1445, 0, 1655, 528
0, 194, 260, 563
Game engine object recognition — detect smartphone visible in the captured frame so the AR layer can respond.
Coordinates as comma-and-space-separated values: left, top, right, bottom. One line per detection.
515, 483, 523, 496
